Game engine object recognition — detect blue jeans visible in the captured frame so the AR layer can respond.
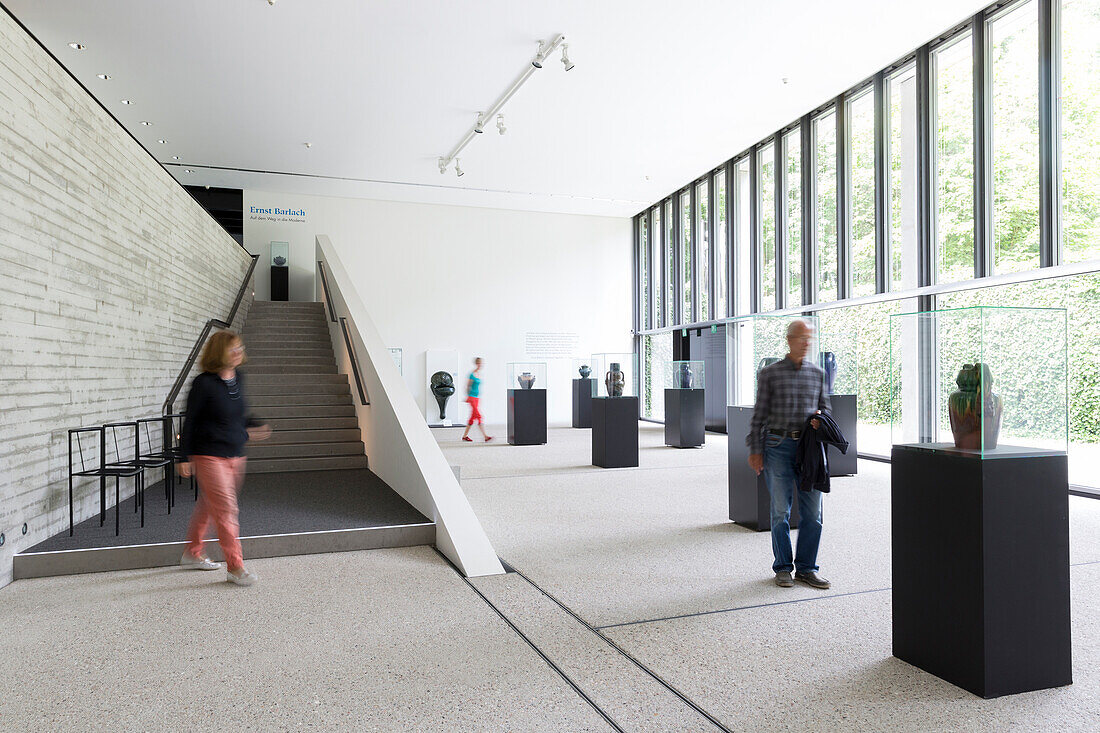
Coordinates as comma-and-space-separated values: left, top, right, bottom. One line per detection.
763, 435, 823, 574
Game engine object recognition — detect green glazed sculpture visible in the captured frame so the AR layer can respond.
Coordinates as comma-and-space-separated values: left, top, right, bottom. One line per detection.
948, 362, 1003, 450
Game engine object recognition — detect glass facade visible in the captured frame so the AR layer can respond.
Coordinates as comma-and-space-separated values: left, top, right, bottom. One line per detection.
888, 63, 919, 292
815, 111, 839, 302
715, 170, 728, 317
933, 32, 976, 284
1061, 0, 1100, 263
759, 143, 776, 312
697, 180, 710, 321
785, 129, 802, 307
848, 89, 876, 297
680, 190, 692, 322
734, 157, 752, 315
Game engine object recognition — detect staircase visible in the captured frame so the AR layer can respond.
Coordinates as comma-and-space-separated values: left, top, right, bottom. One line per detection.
241, 301, 368, 473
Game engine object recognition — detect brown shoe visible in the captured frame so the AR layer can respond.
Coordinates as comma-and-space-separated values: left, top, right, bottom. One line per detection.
774, 571, 794, 588
794, 571, 831, 589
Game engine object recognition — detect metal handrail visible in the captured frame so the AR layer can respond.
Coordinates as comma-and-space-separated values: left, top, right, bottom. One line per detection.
318, 259, 369, 405
163, 254, 259, 415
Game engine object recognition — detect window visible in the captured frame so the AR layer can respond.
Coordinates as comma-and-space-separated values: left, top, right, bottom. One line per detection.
639, 216, 648, 328
1061, 0, 1100, 263
715, 170, 728, 317
642, 332, 673, 420
651, 206, 663, 327
665, 200, 675, 326
759, 143, 777, 311
888, 63, 920, 291
933, 32, 976, 283
815, 111, 838, 302
785, 129, 803, 307
697, 180, 710, 321
681, 190, 692, 322
734, 157, 752, 315
990, 0, 1040, 274
849, 89, 877, 297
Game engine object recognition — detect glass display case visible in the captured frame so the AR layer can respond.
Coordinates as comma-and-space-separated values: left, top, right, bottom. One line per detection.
388, 347, 403, 375
888, 306, 1068, 457
817, 330, 857, 396
270, 241, 289, 267
507, 362, 547, 391
591, 353, 638, 398
572, 358, 596, 381
663, 360, 705, 390
726, 314, 820, 406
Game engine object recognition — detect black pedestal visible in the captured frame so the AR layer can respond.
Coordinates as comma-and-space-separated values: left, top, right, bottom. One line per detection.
572, 379, 595, 428
726, 406, 799, 531
592, 397, 639, 468
891, 444, 1071, 698
664, 389, 705, 448
507, 389, 547, 446
271, 265, 288, 301
828, 394, 858, 476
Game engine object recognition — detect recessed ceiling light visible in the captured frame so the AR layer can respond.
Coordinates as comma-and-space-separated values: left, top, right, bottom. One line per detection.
120, 99, 132, 105
304, 142, 312, 148
157, 139, 168, 144
171, 155, 180, 160
97, 73, 111, 80
68, 42, 85, 50
139, 121, 153, 126
183, 169, 193, 173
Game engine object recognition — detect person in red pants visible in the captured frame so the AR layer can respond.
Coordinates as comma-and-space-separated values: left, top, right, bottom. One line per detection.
177, 330, 270, 586
461, 357, 492, 442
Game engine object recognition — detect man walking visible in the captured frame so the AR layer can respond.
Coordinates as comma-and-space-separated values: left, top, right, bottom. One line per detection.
747, 319, 832, 590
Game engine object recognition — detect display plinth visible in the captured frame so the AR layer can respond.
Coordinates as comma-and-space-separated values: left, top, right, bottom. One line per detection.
664, 389, 705, 448
270, 266, 288, 301
572, 379, 595, 428
507, 389, 547, 446
828, 394, 857, 476
726, 406, 799, 531
891, 445, 1071, 698
592, 397, 639, 468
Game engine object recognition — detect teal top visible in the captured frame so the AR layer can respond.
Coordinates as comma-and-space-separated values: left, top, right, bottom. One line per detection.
468, 372, 481, 398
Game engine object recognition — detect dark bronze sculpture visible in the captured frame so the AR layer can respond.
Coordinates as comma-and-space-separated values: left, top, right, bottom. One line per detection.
430, 371, 455, 420
518, 372, 536, 389
605, 362, 625, 397
578, 364, 592, 378
948, 362, 1003, 450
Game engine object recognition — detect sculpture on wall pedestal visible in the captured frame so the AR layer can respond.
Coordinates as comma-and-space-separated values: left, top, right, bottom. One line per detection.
518, 372, 536, 390
605, 362, 625, 397
430, 371, 455, 420
578, 365, 592, 379
678, 362, 694, 389
948, 362, 1003, 450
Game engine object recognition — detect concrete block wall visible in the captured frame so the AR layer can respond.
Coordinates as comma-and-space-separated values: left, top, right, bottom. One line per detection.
0, 9, 254, 587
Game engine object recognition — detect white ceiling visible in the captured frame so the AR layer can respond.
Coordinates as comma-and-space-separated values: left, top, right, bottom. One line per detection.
5, 0, 990, 217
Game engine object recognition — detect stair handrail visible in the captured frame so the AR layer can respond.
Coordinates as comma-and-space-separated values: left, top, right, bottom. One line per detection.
163, 254, 259, 416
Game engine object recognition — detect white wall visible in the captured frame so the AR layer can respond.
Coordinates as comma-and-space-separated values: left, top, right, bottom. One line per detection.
0, 10, 253, 588
244, 191, 633, 426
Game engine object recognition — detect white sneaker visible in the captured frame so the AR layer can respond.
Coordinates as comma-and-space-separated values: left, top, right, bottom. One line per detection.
180, 553, 223, 571
227, 568, 258, 586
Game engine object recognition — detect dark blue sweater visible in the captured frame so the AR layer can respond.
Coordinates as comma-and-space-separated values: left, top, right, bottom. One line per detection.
180, 371, 264, 458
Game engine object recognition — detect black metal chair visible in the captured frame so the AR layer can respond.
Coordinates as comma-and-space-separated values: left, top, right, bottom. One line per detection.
68, 426, 141, 537
137, 415, 182, 511
106, 421, 172, 527
160, 412, 197, 501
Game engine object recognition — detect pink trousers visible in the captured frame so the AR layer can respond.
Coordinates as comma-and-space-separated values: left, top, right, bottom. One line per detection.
185, 455, 247, 571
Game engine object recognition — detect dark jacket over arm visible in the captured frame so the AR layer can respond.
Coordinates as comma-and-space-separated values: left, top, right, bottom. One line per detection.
795, 411, 849, 493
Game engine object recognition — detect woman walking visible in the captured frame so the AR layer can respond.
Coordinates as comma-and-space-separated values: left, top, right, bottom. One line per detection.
178, 330, 270, 585
462, 357, 493, 442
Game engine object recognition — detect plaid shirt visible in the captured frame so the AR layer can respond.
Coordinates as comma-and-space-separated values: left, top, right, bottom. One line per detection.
746, 356, 831, 453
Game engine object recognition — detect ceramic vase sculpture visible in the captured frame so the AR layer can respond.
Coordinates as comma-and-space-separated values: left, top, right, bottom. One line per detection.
819, 351, 837, 394
578, 364, 592, 379
273, 255, 287, 266
678, 362, 694, 389
757, 357, 781, 373
518, 372, 536, 390
605, 362, 625, 397
429, 371, 455, 420
948, 362, 1003, 450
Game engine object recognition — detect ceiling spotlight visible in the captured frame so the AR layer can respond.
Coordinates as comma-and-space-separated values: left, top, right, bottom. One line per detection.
183, 169, 193, 173
172, 155, 180, 160
438, 156, 448, 174
68, 42, 86, 51
157, 139, 168, 144
304, 142, 312, 148
560, 44, 574, 72
140, 121, 153, 126
496, 114, 506, 135
454, 158, 464, 177
474, 113, 486, 134
97, 73, 111, 80
267, 0, 277, 5
120, 99, 132, 105
531, 41, 546, 69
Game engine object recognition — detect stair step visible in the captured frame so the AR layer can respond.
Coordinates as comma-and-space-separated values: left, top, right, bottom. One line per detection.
250, 392, 350, 406
245, 317, 328, 326
264, 427, 361, 444
269, 416, 359, 430
247, 441, 365, 459
250, 301, 324, 309
246, 377, 350, 394
247, 455, 369, 473
247, 347, 334, 357
258, 404, 356, 419
245, 364, 338, 375
247, 358, 336, 368
244, 327, 330, 337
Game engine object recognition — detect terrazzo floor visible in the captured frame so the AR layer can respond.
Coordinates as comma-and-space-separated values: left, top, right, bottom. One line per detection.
3, 421, 1098, 731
